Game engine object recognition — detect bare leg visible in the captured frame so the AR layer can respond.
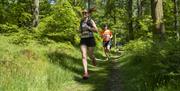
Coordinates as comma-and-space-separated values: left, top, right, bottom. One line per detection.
107, 45, 110, 55
104, 47, 108, 57
80, 45, 88, 76
88, 47, 96, 66
104, 47, 110, 60
107, 45, 111, 51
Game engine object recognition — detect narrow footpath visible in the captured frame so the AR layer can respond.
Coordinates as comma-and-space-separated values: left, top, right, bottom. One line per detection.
105, 57, 124, 91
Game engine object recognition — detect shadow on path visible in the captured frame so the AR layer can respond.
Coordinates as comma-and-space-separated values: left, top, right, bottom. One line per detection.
47, 48, 124, 91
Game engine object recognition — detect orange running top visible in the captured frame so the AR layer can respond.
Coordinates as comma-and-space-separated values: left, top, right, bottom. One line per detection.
100, 29, 112, 42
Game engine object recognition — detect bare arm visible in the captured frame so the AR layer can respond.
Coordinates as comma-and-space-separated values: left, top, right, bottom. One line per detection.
81, 18, 98, 33
110, 34, 113, 39
90, 20, 98, 32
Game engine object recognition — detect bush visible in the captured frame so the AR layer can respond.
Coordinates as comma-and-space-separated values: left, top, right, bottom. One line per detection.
0, 23, 19, 34
37, 1, 79, 45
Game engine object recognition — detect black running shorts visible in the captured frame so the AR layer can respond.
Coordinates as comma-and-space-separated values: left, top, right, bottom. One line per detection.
80, 37, 96, 47
103, 40, 111, 47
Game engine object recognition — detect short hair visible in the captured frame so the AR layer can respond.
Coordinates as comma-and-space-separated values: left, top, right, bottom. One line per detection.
103, 24, 108, 28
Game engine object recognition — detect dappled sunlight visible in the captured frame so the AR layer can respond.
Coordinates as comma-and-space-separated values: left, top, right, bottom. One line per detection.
1, 0, 180, 91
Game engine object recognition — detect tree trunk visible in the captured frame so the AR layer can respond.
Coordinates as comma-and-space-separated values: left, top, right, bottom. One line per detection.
85, 0, 91, 9
136, 0, 143, 33
88, 0, 91, 9
114, 33, 117, 49
173, 0, 180, 40
33, 0, 39, 27
73, 0, 77, 6
128, 0, 134, 40
137, 0, 143, 16
151, 0, 165, 41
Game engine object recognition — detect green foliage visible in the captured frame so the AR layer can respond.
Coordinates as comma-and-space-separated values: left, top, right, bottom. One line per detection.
18, 12, 32, 27
163, 0, 176, 37
67, 0, 84, 7
0, 0, 33, 27
135, 15, 153, 39
121, 39, 180, 91
40, 0, 51, 17
1, 0, 180, 91
0, 23, 19, 33
10, 31, 36, 45
37, 1, 79, 45
123, 39, 152, 55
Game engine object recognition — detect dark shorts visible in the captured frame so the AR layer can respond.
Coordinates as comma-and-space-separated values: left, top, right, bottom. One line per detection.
103, 40, 111, 47
80, 37, 96, 47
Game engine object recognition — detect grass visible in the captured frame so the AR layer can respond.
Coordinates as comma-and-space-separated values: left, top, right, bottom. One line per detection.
117, 40, 180, 91
114, 52, 180, 91
0, 35, 110, 91
1, 35, 180, 91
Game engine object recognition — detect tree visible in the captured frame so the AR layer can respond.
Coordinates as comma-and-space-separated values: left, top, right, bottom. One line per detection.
137, 0, 143, 16
128, 0, 134, 40
173, 0, 180, 40
33, 0, 39, 27
151, 0, 165, 41
85, 0, 91, 9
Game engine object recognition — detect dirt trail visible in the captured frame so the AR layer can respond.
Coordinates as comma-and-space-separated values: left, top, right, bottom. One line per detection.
105, 57, 124, 91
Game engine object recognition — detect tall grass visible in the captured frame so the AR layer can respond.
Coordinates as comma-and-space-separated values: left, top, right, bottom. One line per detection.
0, 35, 83, 91
119, 39, 180, 91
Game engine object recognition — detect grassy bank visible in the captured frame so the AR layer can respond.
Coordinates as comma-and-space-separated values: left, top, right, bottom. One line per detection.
0, 35, 108, 91
118, 39, 180, 91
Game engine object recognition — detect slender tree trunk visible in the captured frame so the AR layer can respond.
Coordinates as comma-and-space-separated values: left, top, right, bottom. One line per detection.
128, 0, 134, 40
113, 10, 116, 24
73, 0, 77, 6
173, 0, 180, 40
136, 0, 143, 33
102, 0, 106, 5
33, 0, 39, 27
85, 0, 90, 9
0, 0, 5, 23
137, 0, 143, 16
151, 0, 165, 41
114, 33, 117, 48
88, 0, 91, 9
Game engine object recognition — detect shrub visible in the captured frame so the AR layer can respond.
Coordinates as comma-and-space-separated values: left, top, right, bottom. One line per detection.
37, 1, 79, 45
0, 23, 19, 34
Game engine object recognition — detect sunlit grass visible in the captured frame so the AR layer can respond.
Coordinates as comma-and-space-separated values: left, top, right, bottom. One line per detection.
0, 35, 83, 91
0, 35, 109, 91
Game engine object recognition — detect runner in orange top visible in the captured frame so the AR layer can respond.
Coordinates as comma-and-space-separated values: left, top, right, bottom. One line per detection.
100, 24, 113, 60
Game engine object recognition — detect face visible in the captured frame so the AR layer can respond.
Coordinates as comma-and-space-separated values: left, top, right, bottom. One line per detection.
82, 12, 89, 18
103, 26, 108, 30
